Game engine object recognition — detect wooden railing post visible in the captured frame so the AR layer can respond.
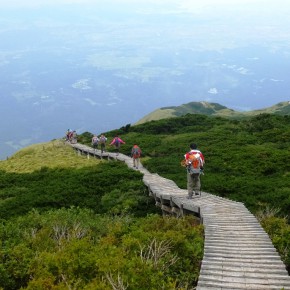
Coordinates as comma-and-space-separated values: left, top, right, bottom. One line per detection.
180, 203, 184, 217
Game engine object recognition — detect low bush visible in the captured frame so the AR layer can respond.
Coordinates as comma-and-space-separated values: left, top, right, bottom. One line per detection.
0, 208, 203, 289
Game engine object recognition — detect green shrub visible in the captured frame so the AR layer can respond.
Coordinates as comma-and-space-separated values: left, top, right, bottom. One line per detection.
257, 209, 290, 271
0, 161, 157, 219
0, 209, 203, 289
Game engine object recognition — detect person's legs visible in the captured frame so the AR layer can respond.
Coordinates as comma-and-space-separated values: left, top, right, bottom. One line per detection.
116, 144, 120, 155
101, 143, 105, 153
187, 173, 201, 198
192, 174, 201, 195
187, 172, 194, 198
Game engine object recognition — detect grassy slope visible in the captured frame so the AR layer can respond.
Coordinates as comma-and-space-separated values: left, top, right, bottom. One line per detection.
0, 139, 158, 219
105, 113, 290, 271
135, 101, 290, 125
0, 139, 204, 290
0, 114, 289, 286
91, 113, 290, 218
79, 114, 290, 271
0, 139, 99, 173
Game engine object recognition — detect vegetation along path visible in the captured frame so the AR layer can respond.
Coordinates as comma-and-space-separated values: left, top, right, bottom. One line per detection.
71, 143, 290, 290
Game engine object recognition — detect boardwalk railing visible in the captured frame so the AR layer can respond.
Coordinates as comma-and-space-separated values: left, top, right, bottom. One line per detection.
71, 143, 290, 290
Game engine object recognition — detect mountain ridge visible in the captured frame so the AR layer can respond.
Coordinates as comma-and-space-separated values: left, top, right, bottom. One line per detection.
135, 101, 290, 125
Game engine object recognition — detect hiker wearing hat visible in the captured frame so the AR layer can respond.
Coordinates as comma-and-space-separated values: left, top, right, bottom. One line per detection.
183, 143, 205, 199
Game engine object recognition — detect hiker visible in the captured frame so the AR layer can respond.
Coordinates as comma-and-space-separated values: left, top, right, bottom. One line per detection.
99, 134, 107, 153
110, 136, 125, 155
131, 144, 141, 169
65, 129, 70, 141
66, 129, 73, 142
91, 135, 99, 151
183, 143, 205, 199
71, 130, 77, 144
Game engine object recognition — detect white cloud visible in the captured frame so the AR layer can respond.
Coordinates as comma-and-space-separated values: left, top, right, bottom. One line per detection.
107, 102, 117, 106
224, 64, 251, 75
270, 78, 284, 82
247, 57, 259, 61
72, 79, 91, 90
237, 67, 250, 75
208, 88, 218, 94
84, 98, 99, 106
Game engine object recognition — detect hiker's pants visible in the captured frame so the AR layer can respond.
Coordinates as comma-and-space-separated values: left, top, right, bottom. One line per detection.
101, 143, 106, 153
115, 144, 120, 153
187, 172, 201, 194
133, 157, 140, 168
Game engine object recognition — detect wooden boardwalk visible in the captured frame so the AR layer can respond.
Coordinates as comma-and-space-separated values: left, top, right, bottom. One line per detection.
71, 143, 290, 290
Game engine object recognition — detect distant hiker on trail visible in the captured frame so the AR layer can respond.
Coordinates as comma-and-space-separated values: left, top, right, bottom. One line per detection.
182, 143, 205, 199
66, 129, 72, 142
91, 135, 99, 151
131, 144, 141, 169
99, 134, 107, 153
71, 130, 77, 144
65, 129, 77, 143
110, 136, 125, 155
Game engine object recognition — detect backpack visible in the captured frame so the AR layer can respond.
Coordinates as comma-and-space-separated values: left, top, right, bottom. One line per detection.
187, 153, 201, 174
99, 136, 106, 144
114, 138, 120, 146
132, 147, 140, 158
92, 137, 99, 145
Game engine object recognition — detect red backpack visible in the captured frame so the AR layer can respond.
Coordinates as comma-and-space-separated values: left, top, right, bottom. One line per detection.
187, 152, 201, 174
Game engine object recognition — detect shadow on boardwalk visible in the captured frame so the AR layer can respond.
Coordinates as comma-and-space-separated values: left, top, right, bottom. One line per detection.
72, 143, 290, 290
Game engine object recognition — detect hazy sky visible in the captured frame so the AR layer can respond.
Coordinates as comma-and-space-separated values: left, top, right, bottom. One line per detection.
1, 0, 289, 102
1, 0, 289, 18
1, 0, 290, 159
1, 0, 289, 110
1, 0, 289, 47
1, 0, 288, 13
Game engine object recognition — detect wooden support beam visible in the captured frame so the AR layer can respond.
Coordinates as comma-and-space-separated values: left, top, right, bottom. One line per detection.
171, 206, 181, 217
161, 204, 173, 214
180, 203, 184, 217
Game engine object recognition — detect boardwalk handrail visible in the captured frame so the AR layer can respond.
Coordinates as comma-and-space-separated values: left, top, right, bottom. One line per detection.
71, 143, 290, 290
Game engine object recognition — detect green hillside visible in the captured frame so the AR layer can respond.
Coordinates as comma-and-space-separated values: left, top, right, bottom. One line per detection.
81, 112, 290, 273
82, 113, 290, 218
135, 101, 290, 124
0, 140, 99, 173
0, 139, 159, 219
0, 113, 289, 289
0, 140, 203, 289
